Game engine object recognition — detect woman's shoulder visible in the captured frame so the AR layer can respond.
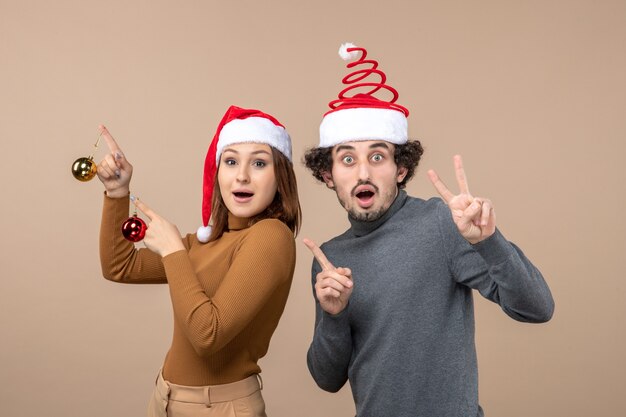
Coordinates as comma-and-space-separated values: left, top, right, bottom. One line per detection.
241, 219, 296, 265
247, 218, 295, 243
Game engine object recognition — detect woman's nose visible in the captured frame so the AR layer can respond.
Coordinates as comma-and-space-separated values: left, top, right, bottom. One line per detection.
237, 166, 250, 183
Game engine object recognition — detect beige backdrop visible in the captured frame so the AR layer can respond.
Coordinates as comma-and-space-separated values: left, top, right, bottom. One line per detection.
1, 0, 625, 416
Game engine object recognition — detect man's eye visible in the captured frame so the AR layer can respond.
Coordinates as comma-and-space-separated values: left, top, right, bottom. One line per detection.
372, 154, 383, 162
342, 156, 354, 164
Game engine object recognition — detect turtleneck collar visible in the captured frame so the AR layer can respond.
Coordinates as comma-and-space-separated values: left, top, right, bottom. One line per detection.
227, 212, 251, 231
349, 189, 408, 237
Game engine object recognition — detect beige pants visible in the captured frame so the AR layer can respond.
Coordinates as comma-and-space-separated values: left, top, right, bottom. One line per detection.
147, 371, 266, 417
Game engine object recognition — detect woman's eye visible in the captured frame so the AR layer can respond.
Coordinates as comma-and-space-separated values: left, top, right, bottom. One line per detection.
372, 154, 383, 162
253, 160, 266, 168
224, 159, 237, 166
342, 156, 354, 164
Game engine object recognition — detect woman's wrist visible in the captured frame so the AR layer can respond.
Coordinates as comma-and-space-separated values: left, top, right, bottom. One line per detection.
161, 242, 186, 258
105, 188, 130, 199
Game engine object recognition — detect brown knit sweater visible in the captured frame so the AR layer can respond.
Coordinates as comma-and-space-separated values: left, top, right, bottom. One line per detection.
99, 194, 296, 386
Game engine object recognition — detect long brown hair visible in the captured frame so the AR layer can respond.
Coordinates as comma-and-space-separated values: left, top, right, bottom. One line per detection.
208, 146, 301, 241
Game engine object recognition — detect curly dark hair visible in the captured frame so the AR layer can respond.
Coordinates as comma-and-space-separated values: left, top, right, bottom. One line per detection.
303, 140, 424, 189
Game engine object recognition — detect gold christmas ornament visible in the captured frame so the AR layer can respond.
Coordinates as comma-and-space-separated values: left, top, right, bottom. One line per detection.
71, 157, 97, 181
72, 131, 102, 182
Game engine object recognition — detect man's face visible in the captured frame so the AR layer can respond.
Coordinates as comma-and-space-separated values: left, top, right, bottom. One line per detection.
323, 140, 407, 222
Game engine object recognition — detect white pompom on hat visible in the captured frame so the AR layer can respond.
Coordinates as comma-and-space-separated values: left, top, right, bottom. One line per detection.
319, 43, 410, 147
338, 42, 360, 60
196, 105, 291, 242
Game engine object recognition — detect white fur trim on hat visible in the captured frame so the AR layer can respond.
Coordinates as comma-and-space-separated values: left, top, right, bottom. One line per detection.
217, 117, 292, 162
319, 107, 408, 147
338, 43, 359, 60
196, 225, 212, 243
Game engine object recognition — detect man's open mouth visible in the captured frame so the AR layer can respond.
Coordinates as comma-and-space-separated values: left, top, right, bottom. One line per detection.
356, 190, 374, 200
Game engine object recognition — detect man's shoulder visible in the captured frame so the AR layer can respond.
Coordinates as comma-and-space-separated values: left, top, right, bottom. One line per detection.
405, 193, 443, 205
320, 228, 353, 248
399, 194, 447, 219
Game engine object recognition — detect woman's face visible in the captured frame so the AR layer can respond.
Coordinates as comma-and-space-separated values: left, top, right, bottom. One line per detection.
218, 143, 278, 219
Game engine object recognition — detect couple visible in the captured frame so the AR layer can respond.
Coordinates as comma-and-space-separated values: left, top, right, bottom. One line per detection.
96, 44, 554, 417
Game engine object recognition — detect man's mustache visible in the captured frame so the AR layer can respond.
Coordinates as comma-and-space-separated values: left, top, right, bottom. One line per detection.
351, 180, 379, 197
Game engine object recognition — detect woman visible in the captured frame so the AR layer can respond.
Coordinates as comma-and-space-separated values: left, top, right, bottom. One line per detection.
97, 105, 301, 417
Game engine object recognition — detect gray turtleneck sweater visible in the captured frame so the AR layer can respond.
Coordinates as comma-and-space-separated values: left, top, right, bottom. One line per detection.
306, 191, 554, 417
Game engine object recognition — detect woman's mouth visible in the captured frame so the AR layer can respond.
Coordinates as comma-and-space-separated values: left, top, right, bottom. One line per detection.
233, 191, 254, 203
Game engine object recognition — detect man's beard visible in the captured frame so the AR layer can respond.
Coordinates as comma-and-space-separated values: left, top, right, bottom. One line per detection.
347, 205, 387, 222
334, 180, 396, 222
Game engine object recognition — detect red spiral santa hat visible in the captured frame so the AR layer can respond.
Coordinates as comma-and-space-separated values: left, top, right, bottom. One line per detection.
197, 105, 292, 242
319, 43, 409, 147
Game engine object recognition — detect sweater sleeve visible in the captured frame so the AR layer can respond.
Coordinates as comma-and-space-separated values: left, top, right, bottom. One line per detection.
161, 219, 295, 357
436, 200, 555, 323
99, 193, 171, 283
306, 257, 352, 393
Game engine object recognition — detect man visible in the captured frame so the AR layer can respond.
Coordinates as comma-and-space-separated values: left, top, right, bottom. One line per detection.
303, 43, 554, 417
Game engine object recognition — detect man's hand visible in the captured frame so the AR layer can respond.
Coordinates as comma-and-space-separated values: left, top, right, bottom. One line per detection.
96, 125, 133, 198
134, 197, 185, 257
303, 238, 353, 316
427, 155, 496, 244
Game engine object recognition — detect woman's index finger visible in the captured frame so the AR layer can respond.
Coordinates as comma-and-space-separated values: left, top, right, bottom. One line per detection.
99, 125, 122, 155
132, 196, 155, 221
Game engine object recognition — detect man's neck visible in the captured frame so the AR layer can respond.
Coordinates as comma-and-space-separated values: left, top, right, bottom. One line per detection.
348, 189, 407, 237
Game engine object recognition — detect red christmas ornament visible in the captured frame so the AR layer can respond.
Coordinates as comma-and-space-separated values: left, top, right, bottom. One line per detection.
122, 215, 147, 242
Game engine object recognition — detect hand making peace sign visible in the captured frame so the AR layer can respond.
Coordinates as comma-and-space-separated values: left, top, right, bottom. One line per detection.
303, 238, 354, 316
427, 155, 496, 244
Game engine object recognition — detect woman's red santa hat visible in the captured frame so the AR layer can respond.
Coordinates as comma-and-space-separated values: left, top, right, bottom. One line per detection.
319, 43, 410, 147
197, 105, 292, 243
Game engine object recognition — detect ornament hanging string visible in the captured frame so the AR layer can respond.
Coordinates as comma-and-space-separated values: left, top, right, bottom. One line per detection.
89, 131, 103, 159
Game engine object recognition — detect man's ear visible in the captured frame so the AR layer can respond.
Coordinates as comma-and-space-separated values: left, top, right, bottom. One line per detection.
321, 171, 335, 189
396, 166, 408, 184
